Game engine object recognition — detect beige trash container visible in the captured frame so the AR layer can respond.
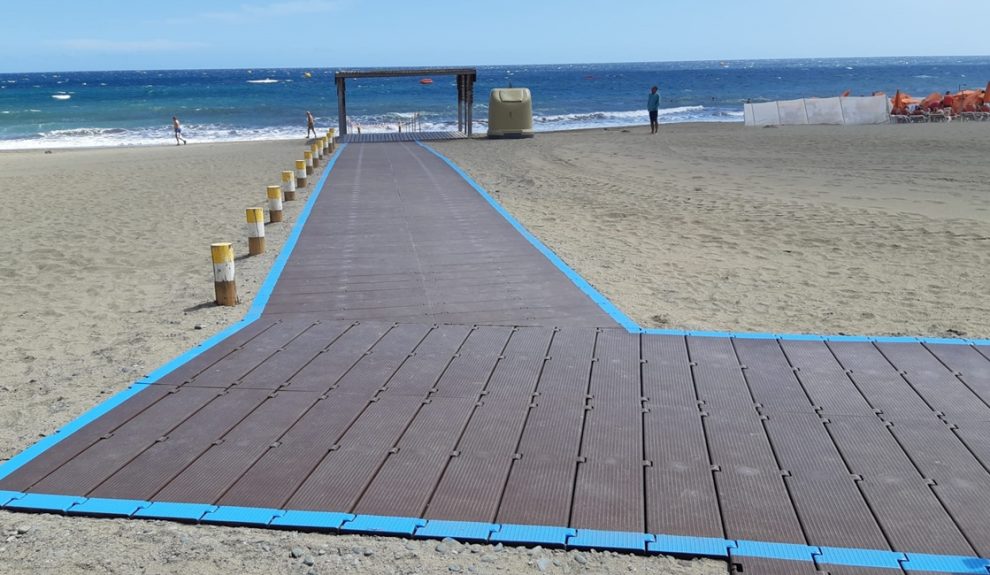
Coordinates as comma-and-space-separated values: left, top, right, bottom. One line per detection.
487, 88, 534, 138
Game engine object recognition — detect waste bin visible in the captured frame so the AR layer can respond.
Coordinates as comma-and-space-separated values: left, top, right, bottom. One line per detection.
487, 88, 534, 138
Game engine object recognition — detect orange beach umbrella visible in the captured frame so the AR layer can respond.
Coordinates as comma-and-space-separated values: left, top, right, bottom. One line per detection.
920, 92, 943, 107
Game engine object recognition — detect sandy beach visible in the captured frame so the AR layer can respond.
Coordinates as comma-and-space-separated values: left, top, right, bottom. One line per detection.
0, 140, 722, 575
433, 122, 990, 339
2, 122, 988, 573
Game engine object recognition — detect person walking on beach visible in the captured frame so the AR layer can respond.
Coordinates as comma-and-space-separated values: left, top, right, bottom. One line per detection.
306, 111, 317, 139
647, 86, 661, 134
172, 116, 187, 145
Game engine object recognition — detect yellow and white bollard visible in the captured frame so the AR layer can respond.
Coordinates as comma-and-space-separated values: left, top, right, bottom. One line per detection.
321, 136, 328, 155
311, 142, 321, 166
246, 207, 265, 255
295, 159, 307, 188
211, 242, 237, 306
304, 150, 313, 175
267, 184, 283, 223
281, 170, 296, 202
316, 140, 324, 161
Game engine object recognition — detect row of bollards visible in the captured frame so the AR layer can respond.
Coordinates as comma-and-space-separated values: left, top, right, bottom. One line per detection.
211, 129, 335, 306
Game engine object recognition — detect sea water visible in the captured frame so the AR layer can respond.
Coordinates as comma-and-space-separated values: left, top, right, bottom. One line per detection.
0, 57, 987, 149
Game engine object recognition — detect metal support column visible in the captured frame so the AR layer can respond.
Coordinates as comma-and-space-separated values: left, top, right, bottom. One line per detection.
456, 75, 463, 133
336, 77, 347, 136
466, 74, 474, 137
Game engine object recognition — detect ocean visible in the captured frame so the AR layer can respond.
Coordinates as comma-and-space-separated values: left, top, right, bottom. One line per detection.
1, 57, 988, 149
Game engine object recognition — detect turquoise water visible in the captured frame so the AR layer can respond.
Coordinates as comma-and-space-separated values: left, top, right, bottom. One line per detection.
0, 57, 987, 148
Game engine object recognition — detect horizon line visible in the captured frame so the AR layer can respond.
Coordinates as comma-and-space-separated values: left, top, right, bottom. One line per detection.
3, 54, 989, 76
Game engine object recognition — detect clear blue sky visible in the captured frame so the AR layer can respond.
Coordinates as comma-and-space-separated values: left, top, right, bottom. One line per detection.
2, 0, 988, 73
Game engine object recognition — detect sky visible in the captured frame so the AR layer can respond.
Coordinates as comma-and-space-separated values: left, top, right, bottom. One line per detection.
1, 0, 989, 73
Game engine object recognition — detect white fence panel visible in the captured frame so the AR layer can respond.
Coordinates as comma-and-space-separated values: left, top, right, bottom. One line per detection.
804, 98, 845, 125
840, 96, 890, 124
745, 95, 889, 126
777, 99, 809, 125
749, 102, 781, 126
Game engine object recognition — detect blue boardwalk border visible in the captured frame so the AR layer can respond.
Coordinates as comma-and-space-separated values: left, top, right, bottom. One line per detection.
418, 142, 990, 348
2, 140, 988, 575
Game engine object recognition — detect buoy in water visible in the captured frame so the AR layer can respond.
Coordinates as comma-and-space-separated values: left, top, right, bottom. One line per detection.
420, 78, 433, 85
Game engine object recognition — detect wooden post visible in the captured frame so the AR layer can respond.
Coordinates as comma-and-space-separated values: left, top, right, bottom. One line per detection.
267, 185, 283, 223
246, 207, 265, 255
211, 242, 237, 306
304, 150, 313, 175
281, 170, 296, 201
336, 76, 347, 136
295, 159, 307, 188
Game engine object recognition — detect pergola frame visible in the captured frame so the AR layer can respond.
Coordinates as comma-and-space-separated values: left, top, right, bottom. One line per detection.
334, 67, 478, 137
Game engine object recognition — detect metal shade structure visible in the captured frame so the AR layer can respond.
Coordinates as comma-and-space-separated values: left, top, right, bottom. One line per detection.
334, 67, 478, 136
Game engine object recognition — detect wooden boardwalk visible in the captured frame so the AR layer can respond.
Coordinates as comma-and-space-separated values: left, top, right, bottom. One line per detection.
3, 142, 990, 575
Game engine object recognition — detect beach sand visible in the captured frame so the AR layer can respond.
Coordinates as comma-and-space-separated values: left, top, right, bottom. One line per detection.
432, 122, 990, 338
0, 141, 721, 575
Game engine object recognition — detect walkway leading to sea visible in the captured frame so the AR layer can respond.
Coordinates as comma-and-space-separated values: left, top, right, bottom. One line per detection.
2, 141, 990, 575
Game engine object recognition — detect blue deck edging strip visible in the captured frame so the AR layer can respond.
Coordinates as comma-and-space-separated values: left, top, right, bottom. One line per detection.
2, 141, 988, 574
0, 383, 150, 482
2, 491, 989, 573
417, 142, 639, 332
416, 143, 985, 348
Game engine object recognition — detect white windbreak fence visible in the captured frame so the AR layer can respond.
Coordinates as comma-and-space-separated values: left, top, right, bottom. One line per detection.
744, 96, 890, 126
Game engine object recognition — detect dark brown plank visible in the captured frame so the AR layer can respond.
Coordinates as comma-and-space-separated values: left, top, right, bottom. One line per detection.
218, 391, 373, 508
780, 339, 877, 416
426, 453, 514, 522
153, 390, 321, 504
284, 321, 393, 392
643, 406, 722, 538
89, 388, 273, 500
641, 334, 697, 409
151, 319, 280, 386
0, 385, 176, 491
30, 386, 223, 494
571, 460, 644, 532
878, 342, 990, 421
236, 321, 354, 389
829, 342, 935, 418
186, 320, 319, 388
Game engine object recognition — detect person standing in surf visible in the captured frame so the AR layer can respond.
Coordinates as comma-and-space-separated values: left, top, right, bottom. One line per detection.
306, 111, 317, 139
172, 116, 187, 145
647, 86, 661, 134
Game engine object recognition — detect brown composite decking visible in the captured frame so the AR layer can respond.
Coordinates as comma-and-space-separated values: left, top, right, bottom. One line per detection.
2, 142, 990, 575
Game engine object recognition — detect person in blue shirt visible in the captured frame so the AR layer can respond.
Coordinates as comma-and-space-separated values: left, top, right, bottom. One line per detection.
647, 86, 661, 134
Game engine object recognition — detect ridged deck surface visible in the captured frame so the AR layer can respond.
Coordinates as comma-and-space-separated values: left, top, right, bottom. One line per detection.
3, 142, 990, 575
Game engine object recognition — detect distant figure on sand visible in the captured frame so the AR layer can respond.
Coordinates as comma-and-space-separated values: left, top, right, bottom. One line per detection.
647, 86, 660, 134
306, 111, 317, 138
172, 116, 187, 145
